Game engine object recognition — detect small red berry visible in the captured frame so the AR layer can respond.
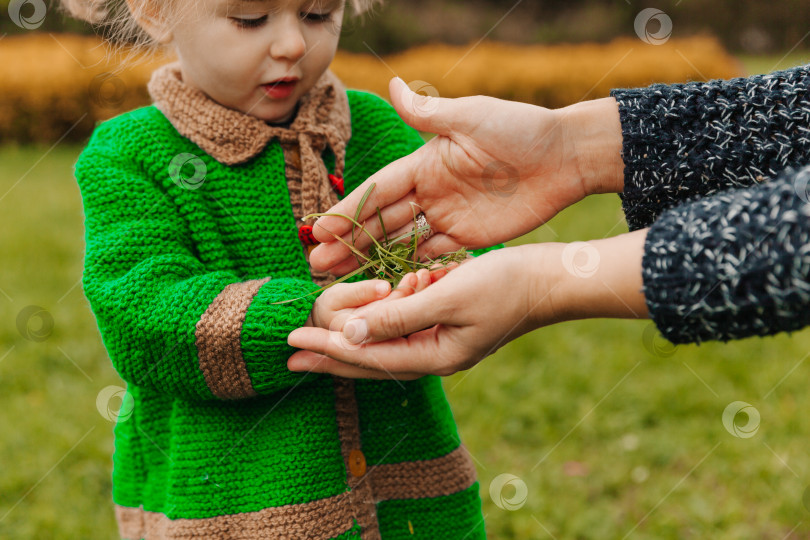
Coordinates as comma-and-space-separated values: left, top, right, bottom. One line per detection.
328, 174, 345, 197
298, 224, 318, 245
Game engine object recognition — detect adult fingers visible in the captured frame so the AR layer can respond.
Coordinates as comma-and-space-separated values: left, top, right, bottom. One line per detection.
388, 77, 460, 136
342, 286, 455, 345
288, 325, 456, 375
287, 350, 424, 380
415, 234, 468, 262
312, 151, 425, 244
309, 194, 420, 272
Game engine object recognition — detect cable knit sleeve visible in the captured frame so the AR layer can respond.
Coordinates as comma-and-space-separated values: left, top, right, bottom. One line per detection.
75, 125, 323, 402
642, 166, 810, 344
611, 66, 810, 231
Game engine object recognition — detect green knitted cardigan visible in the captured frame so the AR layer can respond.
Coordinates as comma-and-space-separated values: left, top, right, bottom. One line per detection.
74, 64, 487, 540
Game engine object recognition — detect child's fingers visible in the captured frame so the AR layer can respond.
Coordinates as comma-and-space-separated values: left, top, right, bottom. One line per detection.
287, 350, 423, 380
413, 269, 431, 292
319, 280, 391, 312
375, 270, 429, 307
428, 261, 458, 283
384, 273, 418, 301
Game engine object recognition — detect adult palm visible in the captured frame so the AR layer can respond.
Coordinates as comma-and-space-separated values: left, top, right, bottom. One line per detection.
309, 78, 622, 275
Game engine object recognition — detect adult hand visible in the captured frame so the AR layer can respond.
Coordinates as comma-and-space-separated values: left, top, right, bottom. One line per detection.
288, 230, 649, 379
309, 77, 624, 276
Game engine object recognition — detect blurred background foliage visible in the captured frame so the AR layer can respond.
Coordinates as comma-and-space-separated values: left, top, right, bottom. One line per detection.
0, 0, 808, 55
0, 33, 742, 143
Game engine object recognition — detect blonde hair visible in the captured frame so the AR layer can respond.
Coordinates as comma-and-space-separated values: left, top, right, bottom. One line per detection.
58, 0, 381, 57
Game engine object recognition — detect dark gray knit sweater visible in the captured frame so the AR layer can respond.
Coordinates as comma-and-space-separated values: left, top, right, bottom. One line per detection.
610, 66, 810, 344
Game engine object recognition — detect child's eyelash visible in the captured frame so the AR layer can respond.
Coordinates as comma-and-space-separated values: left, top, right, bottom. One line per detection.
302, 12, 333, 23
231, 16, 268, 29
230, 11, 333, 30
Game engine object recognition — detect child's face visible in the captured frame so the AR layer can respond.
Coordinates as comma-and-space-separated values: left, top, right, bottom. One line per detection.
168, 0, 345, 123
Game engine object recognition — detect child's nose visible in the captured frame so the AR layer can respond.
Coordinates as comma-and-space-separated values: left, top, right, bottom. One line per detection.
270, 17, 307, 61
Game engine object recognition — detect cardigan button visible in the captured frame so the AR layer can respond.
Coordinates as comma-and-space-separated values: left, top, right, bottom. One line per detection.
298, 224, 319, 246
287, 147, 301, 169
328, 174, 345, 197
348, 449, 366, 477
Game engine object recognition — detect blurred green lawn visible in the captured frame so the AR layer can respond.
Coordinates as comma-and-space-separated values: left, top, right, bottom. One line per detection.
2, 54, 810, 539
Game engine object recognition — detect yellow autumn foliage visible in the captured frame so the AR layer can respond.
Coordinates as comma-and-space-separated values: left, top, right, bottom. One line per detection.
332, 36, 743, 106
0, 33, 742, 143
0, 33, 165, 143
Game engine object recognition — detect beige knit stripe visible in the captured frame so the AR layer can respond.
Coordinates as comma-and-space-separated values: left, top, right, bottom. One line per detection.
368, 444, 478, 501
281, 143, 334, 288
195, 277, 271, 399
114, 492, 356, 540
332, 375, 381, 540
114, 444, 478, 539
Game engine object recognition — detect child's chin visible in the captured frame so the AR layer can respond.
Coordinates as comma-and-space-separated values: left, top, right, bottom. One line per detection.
256, 107, 296, 125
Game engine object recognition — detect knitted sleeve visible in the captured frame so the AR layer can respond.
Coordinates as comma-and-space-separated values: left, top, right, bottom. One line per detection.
75, 132, 322, 402
610, 66, 810, 231
642, 165, 810, 344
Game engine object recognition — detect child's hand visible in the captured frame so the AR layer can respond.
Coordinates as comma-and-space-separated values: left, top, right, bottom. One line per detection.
292, 268, 443, 379
308, 269, 436, 331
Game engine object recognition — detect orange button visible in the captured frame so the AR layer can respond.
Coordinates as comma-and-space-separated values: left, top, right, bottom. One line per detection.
349, 449, 366, 477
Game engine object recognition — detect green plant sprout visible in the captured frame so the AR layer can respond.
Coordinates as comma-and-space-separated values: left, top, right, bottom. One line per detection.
273, 183, 467, 304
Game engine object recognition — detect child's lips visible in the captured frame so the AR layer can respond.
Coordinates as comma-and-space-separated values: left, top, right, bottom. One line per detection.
262, 79, 299, 99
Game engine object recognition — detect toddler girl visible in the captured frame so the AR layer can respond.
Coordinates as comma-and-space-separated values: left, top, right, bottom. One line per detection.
63, 0, 487, 538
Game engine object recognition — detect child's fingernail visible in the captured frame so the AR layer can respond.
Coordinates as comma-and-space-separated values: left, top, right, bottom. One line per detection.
344, 318, 368, 345
376, 282, 389, 296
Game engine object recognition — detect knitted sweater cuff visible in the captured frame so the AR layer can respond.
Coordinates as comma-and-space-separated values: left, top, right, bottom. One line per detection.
242, 278, 324, 394
611, 66, 810, 231
641, 168, 810, 344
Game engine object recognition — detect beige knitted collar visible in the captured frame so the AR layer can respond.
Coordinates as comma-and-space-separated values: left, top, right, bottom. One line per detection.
147, 61, 351, 167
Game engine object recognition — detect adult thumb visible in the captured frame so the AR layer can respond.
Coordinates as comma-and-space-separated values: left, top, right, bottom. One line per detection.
343, 292, 441, 345
389, 77, 454, 135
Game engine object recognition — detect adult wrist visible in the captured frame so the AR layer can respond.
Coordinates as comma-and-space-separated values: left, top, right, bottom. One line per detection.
541, 230, 650, 324
558, 97, 625, 196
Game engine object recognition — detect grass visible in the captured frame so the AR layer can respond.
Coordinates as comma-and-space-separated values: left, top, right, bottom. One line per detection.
2, 52, 810, 539
738, 51, 810, 76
